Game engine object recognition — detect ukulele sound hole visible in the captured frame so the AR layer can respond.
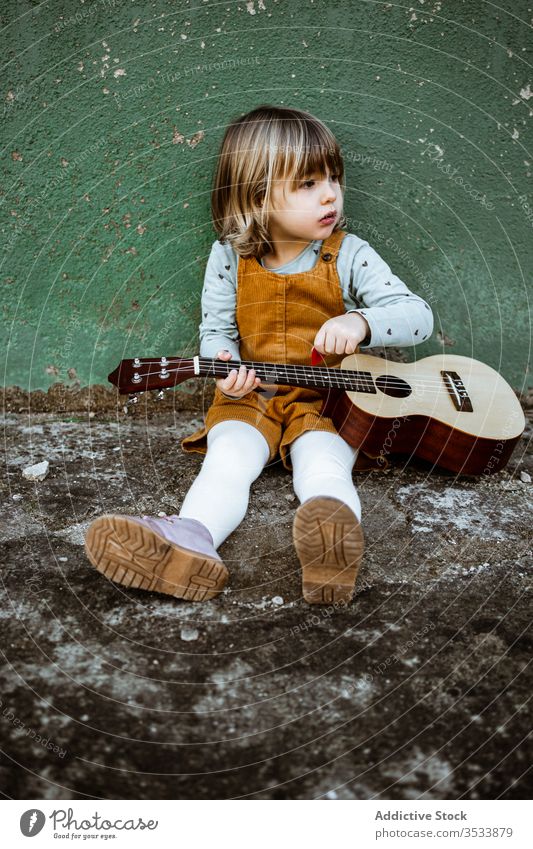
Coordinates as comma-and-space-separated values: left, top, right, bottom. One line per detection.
375, 375, 412, 398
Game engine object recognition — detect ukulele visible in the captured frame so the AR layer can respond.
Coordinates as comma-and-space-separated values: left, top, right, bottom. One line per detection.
108, 349, 525, 476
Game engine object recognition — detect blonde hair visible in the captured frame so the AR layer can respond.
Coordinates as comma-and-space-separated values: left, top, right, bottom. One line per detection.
211, 104, 346, 258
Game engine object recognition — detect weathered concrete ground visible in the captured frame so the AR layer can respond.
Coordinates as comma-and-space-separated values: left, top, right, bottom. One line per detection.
1, 392, 532, 800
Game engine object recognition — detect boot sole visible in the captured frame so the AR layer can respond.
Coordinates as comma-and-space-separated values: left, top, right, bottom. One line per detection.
293, 496, 364, 605
84, 515, 228, 601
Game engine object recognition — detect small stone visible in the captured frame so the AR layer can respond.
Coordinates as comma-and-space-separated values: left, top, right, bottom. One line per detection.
271, 596, 284, 607
284, 492, 296, 502
157, 511, 167, 517
80, 714, 89, 722
22, 460, 49, 481
180, 626, 199, 641
520, 471, 531, 483
12, 494, 23, 501
58, 556, 68, 562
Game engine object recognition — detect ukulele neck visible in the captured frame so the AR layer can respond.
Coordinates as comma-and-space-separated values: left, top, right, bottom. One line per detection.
197, 356, 376, 394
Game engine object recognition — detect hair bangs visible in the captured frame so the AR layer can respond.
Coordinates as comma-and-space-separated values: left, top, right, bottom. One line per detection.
283, 118, 344, 189
273, 120, 345, 190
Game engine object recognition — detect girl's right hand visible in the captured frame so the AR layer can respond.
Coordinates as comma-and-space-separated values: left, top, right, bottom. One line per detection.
215, 350, 261, 398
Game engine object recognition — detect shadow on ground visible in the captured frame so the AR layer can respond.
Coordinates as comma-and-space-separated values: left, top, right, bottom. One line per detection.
1, 392, 532, 800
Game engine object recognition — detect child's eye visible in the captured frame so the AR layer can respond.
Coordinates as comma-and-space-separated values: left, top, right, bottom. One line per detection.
301, 179, 315, 189
331, 173, 340, 182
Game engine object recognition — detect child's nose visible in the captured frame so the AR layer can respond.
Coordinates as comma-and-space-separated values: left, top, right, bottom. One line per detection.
321, 180, 337, 202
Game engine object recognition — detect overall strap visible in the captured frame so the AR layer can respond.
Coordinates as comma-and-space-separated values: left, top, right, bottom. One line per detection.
317, 228, 347, 264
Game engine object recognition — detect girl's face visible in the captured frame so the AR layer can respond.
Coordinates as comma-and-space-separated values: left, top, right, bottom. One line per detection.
266, 167, 343, 245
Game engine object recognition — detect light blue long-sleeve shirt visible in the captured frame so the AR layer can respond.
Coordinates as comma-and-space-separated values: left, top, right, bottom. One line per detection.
198, 232, 434, 360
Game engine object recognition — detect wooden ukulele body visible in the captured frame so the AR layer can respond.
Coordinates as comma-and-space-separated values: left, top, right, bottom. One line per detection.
318, 353, 524, 476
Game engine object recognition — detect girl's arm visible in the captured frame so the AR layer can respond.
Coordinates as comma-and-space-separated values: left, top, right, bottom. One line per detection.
198, 242, 260, 398
339, 236, 434, 348
199, 241, 241, 361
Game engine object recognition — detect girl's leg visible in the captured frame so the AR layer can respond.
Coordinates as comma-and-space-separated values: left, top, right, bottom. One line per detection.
290, 429, 362, 521
179, 420, 270, 548
290, 430, 363, 604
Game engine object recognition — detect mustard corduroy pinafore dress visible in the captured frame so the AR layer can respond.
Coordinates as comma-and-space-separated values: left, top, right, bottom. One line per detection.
181, 229, 357, 472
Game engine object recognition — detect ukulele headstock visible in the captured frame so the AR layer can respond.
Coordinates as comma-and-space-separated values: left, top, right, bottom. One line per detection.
107, 356, 196, 400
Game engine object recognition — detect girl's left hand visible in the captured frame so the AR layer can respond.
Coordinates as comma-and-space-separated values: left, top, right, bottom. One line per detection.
313, 312, 370, 355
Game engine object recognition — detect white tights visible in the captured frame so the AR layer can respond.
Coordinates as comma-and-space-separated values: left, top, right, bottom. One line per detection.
179, 420, 361, 549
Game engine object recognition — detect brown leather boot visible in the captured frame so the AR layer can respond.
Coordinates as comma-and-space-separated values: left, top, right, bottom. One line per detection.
84, 514, 228, 601
292, 496, 364, 605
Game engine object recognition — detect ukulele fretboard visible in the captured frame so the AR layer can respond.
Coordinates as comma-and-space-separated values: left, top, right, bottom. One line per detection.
198, 357, 377, 394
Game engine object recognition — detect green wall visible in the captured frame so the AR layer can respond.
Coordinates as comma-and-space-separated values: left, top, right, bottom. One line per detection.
2, 0, 531, 393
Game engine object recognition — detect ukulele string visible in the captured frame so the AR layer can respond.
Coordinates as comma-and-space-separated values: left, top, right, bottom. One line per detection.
132, 357, 475, 387
130, 362, 472, 393
199, 361, 483, 390
131, 362, 472, 389
197, 358, 480, 387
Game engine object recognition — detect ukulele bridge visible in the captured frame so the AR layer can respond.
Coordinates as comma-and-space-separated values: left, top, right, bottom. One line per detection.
441, 370, 473, 412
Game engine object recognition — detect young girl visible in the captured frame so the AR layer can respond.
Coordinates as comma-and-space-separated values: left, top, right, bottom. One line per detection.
85, 104, 433, 605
